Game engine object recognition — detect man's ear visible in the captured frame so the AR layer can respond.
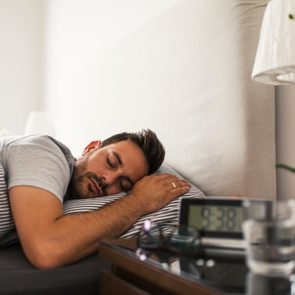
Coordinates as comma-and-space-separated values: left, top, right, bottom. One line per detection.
82, 140, 102, 156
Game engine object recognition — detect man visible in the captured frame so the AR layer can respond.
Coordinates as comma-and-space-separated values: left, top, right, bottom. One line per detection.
0, 129, 189, 269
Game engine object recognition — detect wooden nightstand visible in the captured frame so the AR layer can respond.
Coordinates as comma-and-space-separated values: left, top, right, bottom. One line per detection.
99, 239, 235, 295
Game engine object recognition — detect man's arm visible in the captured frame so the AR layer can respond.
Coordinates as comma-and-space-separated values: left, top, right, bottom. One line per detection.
9, 173, 189, 269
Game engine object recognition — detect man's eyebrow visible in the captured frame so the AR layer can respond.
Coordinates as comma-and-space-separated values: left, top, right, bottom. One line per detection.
112, 151, 134, 185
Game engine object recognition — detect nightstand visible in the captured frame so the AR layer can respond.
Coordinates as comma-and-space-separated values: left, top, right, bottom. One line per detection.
99, 239, 245, 295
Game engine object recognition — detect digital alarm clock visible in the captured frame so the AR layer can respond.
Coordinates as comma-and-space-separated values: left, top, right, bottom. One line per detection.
179, 197, 272, 250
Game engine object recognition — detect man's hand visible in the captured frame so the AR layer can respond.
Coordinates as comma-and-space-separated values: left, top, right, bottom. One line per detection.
129, 173, 190, 214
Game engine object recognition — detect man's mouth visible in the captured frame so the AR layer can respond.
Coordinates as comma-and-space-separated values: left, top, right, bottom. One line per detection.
89, 177, 103, 197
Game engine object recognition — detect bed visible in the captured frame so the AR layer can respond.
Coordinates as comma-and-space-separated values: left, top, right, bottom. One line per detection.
0, 0, 275, 294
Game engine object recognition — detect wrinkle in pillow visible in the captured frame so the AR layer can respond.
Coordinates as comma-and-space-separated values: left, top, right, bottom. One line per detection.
63, 164, 205, 238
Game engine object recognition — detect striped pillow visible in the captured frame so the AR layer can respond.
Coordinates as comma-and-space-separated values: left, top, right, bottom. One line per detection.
63, 164, 205, 239
0, 164, 14, 240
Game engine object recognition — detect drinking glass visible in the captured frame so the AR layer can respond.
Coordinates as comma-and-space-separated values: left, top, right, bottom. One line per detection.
243, 200, 295, 277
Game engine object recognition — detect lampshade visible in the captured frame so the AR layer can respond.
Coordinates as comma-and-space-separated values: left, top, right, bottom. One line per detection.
252, 0, 295, 85
24, 111, 55, 136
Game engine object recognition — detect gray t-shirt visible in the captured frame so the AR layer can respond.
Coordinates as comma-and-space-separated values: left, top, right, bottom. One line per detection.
0, 135, 75, 246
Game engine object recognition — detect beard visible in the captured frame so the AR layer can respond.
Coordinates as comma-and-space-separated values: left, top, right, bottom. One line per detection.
68, 158, 106, 199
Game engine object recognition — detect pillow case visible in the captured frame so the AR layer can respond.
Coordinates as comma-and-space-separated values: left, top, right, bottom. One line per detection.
63, 164, 205, 238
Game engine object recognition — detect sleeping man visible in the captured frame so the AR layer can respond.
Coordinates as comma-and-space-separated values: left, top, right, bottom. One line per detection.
0, 129, 190, 269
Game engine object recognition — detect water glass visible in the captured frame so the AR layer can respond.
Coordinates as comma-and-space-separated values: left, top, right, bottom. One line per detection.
246, 272, 291, 295
243, 200, 295, 277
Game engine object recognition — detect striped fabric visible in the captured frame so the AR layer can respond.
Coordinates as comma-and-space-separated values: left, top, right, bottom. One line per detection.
0, 164, 14, 239
64, 184, 205, 239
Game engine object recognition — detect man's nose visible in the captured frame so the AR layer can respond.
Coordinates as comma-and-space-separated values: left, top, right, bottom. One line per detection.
102, 170, 121, 186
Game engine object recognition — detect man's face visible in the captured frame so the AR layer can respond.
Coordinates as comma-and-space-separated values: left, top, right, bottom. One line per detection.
69, 140, 149, 199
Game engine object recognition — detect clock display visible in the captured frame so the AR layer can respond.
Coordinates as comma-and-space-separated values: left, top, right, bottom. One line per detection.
180, 198, 249, 240
188, 205, 243, 233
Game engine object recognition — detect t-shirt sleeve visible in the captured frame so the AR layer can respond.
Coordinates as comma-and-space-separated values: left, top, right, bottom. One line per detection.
6, 140, 71, 202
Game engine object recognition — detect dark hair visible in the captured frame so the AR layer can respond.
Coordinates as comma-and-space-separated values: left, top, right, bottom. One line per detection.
101, 129, 165, 174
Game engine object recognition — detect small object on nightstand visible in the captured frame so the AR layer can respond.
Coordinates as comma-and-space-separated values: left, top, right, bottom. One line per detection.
137, 220, 201, 256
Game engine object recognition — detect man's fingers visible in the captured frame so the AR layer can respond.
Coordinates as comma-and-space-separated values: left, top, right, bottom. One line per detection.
168, 179, 190, 190
170, 182, 190, 195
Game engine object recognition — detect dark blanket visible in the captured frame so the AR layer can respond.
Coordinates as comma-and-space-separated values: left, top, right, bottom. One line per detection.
0, 243, 110, 295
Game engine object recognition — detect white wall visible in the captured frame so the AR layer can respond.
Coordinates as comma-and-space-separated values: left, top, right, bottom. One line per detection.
43, 0, 179, 156
42, 0, 295, 198
1, 0, 295, 198
0, 0, 45, 135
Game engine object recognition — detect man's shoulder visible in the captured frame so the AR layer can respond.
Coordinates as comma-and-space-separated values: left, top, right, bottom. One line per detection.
6, 134, 63, 148
3, 135, 76, 201
2, 135, 71, 155
1, 134, 59, 147
1, 135, 75, 171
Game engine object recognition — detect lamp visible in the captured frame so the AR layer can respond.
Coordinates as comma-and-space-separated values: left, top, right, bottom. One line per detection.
252, 0, 295, 181
252, 0, 295, 85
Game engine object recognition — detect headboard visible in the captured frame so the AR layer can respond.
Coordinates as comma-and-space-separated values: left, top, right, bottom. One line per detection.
55, 0, 276, 200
